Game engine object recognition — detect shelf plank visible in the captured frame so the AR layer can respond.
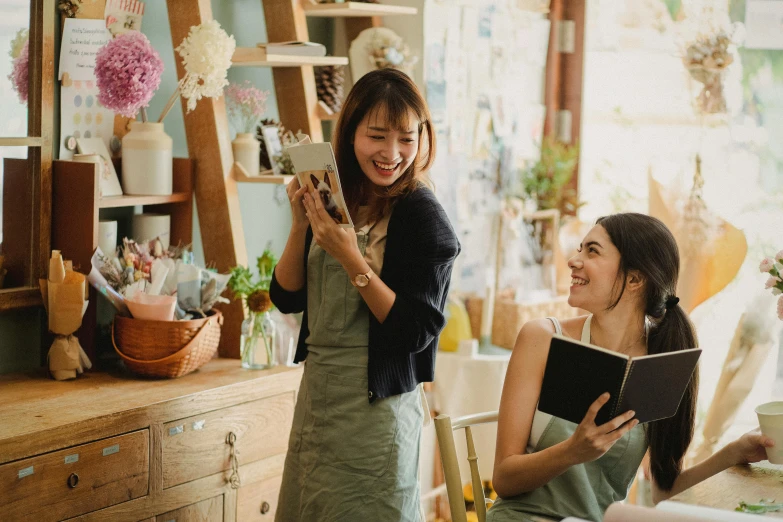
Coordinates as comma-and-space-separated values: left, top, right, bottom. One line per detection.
235, 167, 294, 185
0, 137, 44, 147
98, 192, 191, 209
232, 48, 348, 67
303, 2, 417, 17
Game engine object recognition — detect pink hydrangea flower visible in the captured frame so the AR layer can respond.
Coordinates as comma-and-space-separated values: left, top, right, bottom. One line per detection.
8, 38, 29, 104
760, 258, 775, 273
95, 31, 163, 118
766, 276, 780, 289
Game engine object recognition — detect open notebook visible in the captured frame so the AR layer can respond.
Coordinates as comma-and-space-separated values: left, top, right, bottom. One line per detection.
538, 334, 701, 425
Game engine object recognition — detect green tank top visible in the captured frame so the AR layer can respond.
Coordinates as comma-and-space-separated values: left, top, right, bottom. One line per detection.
487, 316, 648, 522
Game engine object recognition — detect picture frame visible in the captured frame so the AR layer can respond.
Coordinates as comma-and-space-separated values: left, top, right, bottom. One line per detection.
76, 137, 123, 197
261, 125, 283, 175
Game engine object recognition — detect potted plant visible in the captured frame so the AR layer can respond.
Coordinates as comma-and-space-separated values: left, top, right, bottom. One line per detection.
228, 249, 279, 369
519, 137, 581, 217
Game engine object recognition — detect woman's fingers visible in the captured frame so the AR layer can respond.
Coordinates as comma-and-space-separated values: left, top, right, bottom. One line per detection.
600, 409, 636, 433
582, 393, 611, 426
608, 418, 639, 442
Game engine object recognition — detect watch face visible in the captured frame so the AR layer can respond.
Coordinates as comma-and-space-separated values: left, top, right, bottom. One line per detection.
354, 274, 370, 287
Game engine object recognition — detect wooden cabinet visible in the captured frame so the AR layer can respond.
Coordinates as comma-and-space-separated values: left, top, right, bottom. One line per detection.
156, 495, 223, 522
237, 476, 282, 521
2, 430, 149, 521
0, 361, 302, 521
162, 395, 294, 489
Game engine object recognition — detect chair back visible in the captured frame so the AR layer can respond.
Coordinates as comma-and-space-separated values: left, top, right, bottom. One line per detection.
434, 411, 499, 522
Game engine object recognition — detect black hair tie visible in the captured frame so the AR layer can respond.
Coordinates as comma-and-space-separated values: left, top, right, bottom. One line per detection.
665, 296, 680, 310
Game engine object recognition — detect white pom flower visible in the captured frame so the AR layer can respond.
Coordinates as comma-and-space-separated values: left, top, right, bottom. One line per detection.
175, 20, 236, 113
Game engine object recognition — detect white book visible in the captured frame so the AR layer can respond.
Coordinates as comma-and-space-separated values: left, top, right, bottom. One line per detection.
257, 41, 327, 57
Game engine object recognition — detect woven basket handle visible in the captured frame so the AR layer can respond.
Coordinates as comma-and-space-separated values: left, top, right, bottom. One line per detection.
112, 315, 216, 366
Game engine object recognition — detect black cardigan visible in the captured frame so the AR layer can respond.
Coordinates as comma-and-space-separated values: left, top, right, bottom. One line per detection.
270, 186, 461, 402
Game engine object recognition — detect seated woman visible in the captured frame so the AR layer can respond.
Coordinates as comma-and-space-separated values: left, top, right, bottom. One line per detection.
488, 213, 773, 522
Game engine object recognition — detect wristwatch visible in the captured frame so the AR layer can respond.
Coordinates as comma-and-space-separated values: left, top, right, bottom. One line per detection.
351, 269, 373, 288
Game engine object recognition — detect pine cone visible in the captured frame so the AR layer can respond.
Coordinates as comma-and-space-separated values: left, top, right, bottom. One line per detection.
58, 0, 81, 17
315, 65, 345, 113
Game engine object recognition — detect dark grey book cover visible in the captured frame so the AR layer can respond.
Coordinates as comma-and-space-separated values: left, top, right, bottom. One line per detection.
538, 334, 701, 426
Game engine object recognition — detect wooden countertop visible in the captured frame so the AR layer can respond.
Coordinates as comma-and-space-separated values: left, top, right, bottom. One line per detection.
0, 360, 303, 463
670, 461, 783, 517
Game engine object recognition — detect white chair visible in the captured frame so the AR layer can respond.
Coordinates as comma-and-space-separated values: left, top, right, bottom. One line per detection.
434, 411, 499, 522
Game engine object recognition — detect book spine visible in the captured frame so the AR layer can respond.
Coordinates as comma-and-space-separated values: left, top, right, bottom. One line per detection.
614, 361, 635, 417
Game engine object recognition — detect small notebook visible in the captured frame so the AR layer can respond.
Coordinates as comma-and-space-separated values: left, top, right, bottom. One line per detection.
538, 334, 701, 425
257, 41, 327, 57
286, 136, 354, 228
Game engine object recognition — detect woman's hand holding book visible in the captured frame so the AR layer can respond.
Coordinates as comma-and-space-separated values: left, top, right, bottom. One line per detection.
564, 392, 639, 465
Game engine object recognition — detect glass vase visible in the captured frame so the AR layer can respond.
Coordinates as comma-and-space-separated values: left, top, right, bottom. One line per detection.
240, 311, 277, 370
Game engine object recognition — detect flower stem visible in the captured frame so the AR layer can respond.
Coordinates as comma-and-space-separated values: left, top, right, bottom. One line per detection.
158, 86, 181, 124
140, 107, 148, 123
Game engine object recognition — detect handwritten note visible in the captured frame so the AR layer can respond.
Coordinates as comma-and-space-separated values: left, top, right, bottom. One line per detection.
58, 18, 111, 81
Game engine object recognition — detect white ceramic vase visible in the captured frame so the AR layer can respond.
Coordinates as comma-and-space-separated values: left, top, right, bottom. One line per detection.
232, 132, 260, 177
121, 122, 173, 195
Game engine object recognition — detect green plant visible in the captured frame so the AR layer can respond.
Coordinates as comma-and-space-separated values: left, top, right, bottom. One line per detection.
520, 137, 581, 215
227, 248, 278, 313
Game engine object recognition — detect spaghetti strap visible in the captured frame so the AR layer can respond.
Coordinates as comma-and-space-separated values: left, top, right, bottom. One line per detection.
547, 316, 563, 336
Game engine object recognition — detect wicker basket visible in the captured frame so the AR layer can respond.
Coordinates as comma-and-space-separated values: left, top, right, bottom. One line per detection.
112, 310, 223, 378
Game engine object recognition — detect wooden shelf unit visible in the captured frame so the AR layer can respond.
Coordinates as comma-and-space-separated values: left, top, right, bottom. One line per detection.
231, 47, 348, 67
234, 168, 294, 185
302, 2, 418, 17
161, 0, 413, 359
51, 157, 194, 363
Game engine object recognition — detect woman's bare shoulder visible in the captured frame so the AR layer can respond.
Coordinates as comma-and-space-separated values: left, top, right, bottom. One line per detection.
558, 315, 591, 340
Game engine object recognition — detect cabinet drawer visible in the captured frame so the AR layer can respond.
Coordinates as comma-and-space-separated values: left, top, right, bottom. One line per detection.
237, 475, 282, 521
162, 393, 294, 488
156, 495, 223, 521
1, 429, 149, 521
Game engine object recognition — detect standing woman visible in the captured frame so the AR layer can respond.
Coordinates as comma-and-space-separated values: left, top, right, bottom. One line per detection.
272, 68, 460, 522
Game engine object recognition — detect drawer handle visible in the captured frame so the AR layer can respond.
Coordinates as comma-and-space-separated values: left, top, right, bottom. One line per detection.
226, 431, 241, 489
260, 501, 270, 515
67, 473, 79, 488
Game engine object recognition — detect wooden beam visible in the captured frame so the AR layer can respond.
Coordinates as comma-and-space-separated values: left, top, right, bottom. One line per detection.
262, 0, 323, 142
166, 0, 247, 358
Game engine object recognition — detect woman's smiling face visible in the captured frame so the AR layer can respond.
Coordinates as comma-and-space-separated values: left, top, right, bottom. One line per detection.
353, 104, 420, 187
567, 224, 624, 311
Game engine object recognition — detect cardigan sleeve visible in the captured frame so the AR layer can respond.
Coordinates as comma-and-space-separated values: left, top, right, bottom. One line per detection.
375, 190, 461, 354
269, 227, 312, 314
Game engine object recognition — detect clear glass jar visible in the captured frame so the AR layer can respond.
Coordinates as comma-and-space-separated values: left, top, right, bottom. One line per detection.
240, 311, 277, 370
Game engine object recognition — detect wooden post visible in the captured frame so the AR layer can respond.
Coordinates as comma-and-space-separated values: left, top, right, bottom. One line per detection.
262, 0, 323, 142
166, 0, 247, 358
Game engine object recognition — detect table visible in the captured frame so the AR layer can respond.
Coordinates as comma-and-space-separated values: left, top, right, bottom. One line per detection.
669, 461, 783, 517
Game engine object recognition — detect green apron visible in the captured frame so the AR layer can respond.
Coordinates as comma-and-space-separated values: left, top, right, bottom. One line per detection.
486, 316, 648, 522
276, 225, 424, 522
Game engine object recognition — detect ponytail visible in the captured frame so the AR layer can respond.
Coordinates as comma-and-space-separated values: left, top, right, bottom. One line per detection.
645, 304, 699, 491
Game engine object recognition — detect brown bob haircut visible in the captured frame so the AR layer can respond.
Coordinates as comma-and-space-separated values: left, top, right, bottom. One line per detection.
332, 68, 436, 221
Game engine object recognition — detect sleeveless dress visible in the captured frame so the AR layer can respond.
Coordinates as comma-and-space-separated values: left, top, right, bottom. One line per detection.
275, 208, 425, 522
486, 315, 648, 522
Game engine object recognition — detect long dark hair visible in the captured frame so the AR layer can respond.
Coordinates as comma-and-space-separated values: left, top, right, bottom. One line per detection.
596, 213, 698, 491
332, 68, 435, 221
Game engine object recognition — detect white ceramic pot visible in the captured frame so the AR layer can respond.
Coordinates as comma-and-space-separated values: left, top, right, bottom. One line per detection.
121, 122, 173, 195
232, 132, 260, 177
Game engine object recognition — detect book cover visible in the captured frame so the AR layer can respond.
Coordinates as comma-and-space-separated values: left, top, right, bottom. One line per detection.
286, 139, 354, 228
538, 334, 701, 426
257, 41, 327, 57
